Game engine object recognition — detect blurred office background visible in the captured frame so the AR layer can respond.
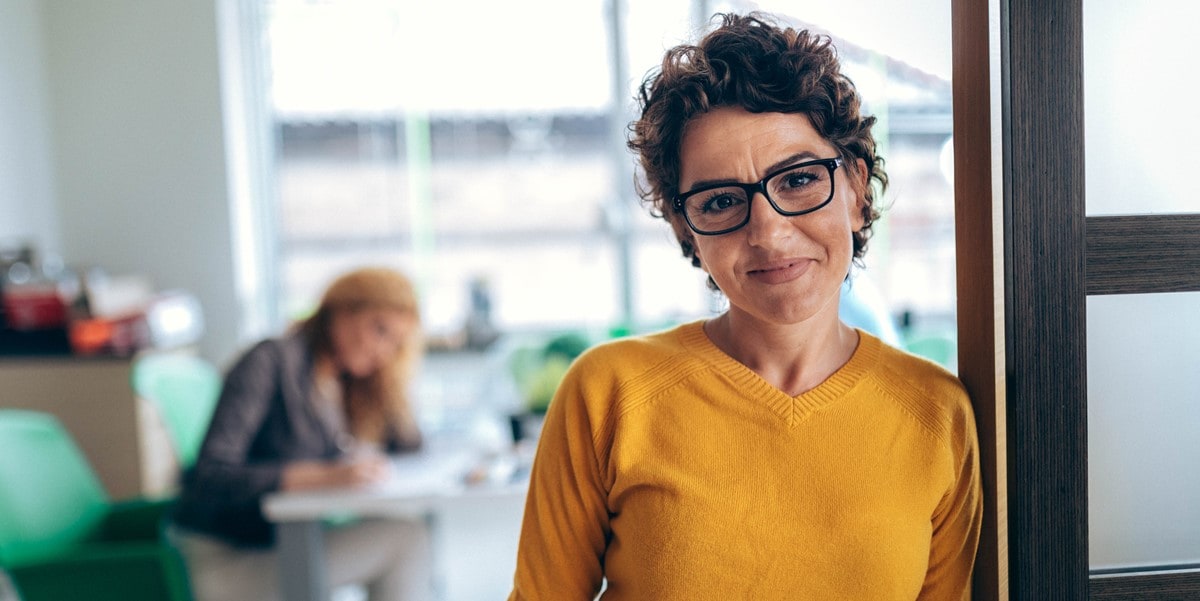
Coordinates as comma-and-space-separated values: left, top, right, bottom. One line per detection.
252, 0, 960, 429
0, 0, 956, 598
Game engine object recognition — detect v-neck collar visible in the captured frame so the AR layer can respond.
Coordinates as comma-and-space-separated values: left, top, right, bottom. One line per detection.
677, 320, 881, 426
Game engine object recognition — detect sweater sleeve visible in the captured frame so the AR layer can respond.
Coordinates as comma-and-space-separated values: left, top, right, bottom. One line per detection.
919, 392, 984, 600
509, 359, 611, 600
185, 341, 288, 507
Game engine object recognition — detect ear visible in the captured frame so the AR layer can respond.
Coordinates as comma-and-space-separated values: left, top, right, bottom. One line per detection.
675, 220, 706, 271
691, 240, 709, 274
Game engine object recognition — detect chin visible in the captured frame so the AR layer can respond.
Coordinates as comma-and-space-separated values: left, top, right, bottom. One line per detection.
734, 295, 833, 327
345, 363, 375, 379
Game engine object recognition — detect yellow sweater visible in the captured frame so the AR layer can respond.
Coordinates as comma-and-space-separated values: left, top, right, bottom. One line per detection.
509, 321, 982, 600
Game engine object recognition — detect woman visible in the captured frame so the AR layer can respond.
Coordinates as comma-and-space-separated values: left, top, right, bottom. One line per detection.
172, 266, 433, 601
509, 13, 982, 600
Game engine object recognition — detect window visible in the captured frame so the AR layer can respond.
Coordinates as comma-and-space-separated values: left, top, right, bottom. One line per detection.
252, 0, 956, 358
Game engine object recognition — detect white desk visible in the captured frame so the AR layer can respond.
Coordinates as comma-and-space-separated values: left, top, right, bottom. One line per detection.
262, 447, 529, 601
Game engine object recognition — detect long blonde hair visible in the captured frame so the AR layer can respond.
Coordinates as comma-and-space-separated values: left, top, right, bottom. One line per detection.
295, 267, 423, 450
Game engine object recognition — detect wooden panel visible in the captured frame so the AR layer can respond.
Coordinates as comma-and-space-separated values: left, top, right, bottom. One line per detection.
1091, 570, 1200, 600
1085, 218, 1200, 591
1086, 214, 1200, 295
0, 356, 177, 500
1002, 0, 1090, 598
951, 0, 1006, 599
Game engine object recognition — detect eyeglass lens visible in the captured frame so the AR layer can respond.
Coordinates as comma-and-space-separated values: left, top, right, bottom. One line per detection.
682, 162, 834, 234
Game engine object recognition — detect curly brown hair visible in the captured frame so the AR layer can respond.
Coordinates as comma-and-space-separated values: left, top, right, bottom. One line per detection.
628, 12, 887, 280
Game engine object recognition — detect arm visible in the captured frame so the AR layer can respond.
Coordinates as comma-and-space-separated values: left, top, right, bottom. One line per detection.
189, 340, 391, 498
509, 363, 611, 601
184, 341, 289, 506
280, 452, 389, 491
919, 394, 984, 600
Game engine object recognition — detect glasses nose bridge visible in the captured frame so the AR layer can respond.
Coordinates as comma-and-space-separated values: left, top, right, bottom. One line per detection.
741, 181, 791, 233
747, 177, 770, 201
745, 178, 785, 217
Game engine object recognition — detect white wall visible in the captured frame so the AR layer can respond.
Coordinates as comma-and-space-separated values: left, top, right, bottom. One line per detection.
0, 0, 61, 252
1, 0, 246, 365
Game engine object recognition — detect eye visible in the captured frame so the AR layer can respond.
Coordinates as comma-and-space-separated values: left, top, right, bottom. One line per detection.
779, 170, 818, 190
698, 190, 746, 214
371, 318, 391, 339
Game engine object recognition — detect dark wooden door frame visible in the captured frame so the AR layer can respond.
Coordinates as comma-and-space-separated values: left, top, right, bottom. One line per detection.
953, 0, 1200, 598
1001, 0, 1090, 597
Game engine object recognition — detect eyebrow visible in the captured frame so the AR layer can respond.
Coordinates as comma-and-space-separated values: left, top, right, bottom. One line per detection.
683, 150, 824, 191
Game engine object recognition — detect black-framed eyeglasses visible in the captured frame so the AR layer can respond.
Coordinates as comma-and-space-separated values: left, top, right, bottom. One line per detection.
672, 157, 843, 236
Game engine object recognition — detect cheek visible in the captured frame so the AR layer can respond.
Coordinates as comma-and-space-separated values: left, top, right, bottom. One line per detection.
692, 237, 739, 283
333, 326, 368, 371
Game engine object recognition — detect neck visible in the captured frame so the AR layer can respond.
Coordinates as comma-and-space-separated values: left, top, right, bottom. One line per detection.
704, 308, 859, 396
311, 352, 338, 379
310, 352, 343, 393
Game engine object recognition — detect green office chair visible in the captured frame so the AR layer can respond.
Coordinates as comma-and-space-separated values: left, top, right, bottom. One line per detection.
132, 353, 222, 468
904, 331, 958, 370
0, 409, 193, 601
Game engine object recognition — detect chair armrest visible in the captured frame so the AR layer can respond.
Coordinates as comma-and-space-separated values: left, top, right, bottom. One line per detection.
93, 498, 177, 542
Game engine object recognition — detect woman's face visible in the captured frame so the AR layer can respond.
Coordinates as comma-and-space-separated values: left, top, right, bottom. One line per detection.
329, 307, 414, 378
678, 107, 867, 328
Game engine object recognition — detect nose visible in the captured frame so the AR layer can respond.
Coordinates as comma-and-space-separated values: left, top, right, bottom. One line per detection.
369, 343, 392, 370
743, 192, 793, 247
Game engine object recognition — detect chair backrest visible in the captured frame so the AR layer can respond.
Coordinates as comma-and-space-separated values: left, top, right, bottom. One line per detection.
132, 353, 221, 468
0, 409, 110, 567
904, 332, 958, 369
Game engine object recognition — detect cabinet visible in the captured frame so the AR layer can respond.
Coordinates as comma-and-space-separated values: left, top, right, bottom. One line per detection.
0, 356, 178, 500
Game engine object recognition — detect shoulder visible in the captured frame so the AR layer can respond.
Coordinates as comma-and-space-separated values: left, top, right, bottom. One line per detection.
547, 322, 711, 473
567, 321, 711, 397
873, 340, 968, 402
225, 335, 306, 382
550, 321, 711, 433
575, 322, 697, 366
864, 334, 976, 447
245, 336, 288, 358
230, 337, 283, 368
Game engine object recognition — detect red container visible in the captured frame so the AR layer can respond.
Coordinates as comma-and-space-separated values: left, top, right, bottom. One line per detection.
2, 286, 68, 331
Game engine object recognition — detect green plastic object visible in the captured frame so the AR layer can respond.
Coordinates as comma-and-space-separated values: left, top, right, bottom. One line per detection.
132, 353, 222, 468
510, 332, 593, 414
0, 410, 109, 566
0, 410, 193, 601
904, 333, 957, 368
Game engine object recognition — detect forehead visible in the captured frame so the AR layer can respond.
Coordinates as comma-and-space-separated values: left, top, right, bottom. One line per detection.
338, 306, 411, 328
678, 108, 833, 184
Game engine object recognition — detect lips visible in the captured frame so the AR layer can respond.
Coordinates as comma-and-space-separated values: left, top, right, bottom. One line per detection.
746, 258, 813, 285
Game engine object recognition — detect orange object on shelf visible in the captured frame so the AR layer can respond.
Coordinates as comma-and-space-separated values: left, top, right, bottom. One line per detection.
68, 319, 115, 355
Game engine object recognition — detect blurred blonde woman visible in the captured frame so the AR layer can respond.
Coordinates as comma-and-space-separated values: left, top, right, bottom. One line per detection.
173, 267, 433, 601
